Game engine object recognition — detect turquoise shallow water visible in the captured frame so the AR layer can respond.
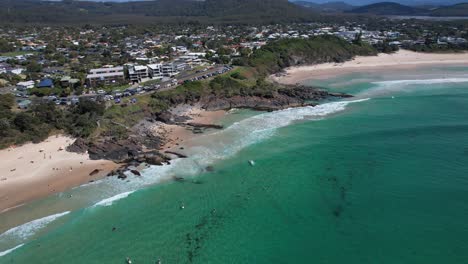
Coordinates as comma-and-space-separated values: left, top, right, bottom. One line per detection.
2, 66, 468, 263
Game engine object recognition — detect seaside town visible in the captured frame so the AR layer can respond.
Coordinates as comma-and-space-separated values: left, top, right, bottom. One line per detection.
1, 19, 467, 109
2, 0, 468, 262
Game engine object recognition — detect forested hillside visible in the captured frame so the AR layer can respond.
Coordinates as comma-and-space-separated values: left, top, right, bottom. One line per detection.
0, 0, 317, 24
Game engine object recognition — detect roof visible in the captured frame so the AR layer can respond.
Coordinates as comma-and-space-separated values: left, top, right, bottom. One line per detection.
87, 72, 124, 79
134, 65, 147, 71
37, 79, 53, 88
89, 66, 124, 74
147, 64, 162, 70
17, 80, 35, 86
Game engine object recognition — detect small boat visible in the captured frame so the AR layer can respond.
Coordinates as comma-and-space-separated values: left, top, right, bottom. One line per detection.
248, 160, 255, 166
126, 257, 132, 264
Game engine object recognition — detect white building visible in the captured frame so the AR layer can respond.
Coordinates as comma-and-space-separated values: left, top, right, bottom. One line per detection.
86, 66, 125, 87
128, 65, 149, 83
16, 80, 35, 91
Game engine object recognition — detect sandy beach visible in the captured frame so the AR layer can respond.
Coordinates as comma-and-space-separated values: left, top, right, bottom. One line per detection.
272, 50, 468, 84
151, 105, 227, 151
0, 135, 118, 213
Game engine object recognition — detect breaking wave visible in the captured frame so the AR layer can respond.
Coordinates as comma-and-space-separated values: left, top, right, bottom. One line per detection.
0, 244, 24, 257
163, 98, 370, 176
0, 211, 70, 241
373, 77, 468, 86
92, 191, 135, 207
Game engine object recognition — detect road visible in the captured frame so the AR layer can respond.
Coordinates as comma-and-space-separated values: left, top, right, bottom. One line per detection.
30, 64, 232, 106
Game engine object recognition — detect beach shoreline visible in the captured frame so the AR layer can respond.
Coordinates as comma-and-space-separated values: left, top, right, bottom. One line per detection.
271, 50, 468, 85
0, 108, 226, 214
157, 105, 227, 151
0, 135, 119, 213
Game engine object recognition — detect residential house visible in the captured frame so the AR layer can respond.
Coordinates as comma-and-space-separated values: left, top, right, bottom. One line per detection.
16, 80, 35, 91
60, 76, 80, 88
37, 78, 54, 88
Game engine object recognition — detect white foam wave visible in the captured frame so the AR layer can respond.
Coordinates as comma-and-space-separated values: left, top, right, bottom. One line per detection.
373, 77, 468, 86
92, 191, 135, 207
0, 211, 70, 241
165, 98, 370, 175
0, 244, 24, 257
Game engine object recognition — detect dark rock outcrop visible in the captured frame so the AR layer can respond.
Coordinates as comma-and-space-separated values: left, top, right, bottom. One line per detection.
186, 123, 223, 129
200, 86, 345, 111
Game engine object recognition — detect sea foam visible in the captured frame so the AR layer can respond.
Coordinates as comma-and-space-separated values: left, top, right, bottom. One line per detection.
167, 98, 370, 175
373, 77, 468, 86
0, 244, 24, 257
92, 191, 135, 207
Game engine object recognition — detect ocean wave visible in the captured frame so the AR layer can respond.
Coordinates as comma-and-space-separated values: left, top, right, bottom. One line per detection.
170, 98, 370, 173
92, 191, 135, 207
373, 77, 468, 86
0, 244, 24, 257
0, 211, 70, 242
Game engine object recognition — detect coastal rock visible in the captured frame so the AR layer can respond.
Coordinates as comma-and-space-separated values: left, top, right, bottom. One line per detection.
165, 151, 188, 158
186, 123, 223, 129
89, 169, 101, 176
130, 170, 141, 176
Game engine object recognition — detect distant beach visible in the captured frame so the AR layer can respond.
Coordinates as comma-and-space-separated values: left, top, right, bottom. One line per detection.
271, 50, 468, 85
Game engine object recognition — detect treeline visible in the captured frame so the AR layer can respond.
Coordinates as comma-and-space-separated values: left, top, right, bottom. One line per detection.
0, 94, 105, 148
234, 36, 377, 75
0, 0, 317, 25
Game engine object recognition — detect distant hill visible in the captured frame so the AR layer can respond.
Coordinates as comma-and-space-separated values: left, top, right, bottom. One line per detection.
0, 0, 318, 24
294, 1, 355, 12
430, 3, 468, 16
348, 2, 429, 15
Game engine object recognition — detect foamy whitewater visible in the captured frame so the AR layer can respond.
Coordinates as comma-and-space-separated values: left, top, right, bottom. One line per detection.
4, 75, 462, 256
0, 244, 24, 257
0, 211, 70, 257
92, 191, 136, 207
0, 98, 370, 256
359, 77, 468, 98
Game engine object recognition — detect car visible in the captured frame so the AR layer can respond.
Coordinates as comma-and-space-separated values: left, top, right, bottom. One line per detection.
71, 97, 79, 104
115, 98, 121, 104
97, 89, 106, 95
123, 92, 131, 97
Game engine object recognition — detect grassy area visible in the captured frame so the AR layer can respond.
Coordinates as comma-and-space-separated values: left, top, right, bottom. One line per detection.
226, 66, 259, 86
95, 94, 152, 139
140, 79, 161, 86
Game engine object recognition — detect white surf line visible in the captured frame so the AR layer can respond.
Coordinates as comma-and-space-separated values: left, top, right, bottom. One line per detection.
0, 244, 24, 257
92, 191, 136, 207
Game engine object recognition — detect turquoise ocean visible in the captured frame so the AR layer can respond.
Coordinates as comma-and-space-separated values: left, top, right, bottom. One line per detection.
1, 65, 468, 263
